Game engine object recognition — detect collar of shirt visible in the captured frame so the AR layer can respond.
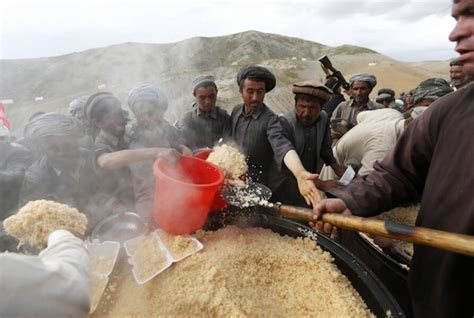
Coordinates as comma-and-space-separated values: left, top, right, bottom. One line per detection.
296, 114, 321, 128
239, 103, 264, 120
196, 106, 218, 119
349, 99, 378, 110
51, 163, 81, 180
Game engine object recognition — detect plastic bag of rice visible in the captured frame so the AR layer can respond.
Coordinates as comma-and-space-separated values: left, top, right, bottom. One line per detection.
3, 200, 88, 249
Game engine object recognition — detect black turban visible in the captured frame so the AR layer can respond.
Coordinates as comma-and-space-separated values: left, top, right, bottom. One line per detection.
236, 66, 276, 92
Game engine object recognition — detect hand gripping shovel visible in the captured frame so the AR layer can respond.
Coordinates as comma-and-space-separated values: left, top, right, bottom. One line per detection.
223, 183, 474, 257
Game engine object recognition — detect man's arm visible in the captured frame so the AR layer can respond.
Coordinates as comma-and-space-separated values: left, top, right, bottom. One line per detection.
329, 107, 433, 217
267, 116, 323, 206
0, 230, 90, 318
97, 148, 180, 170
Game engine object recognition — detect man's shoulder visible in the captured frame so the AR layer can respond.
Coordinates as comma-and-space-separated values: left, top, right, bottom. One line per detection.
369, 101, 385, 110
215, 106, 231, 118
335, 99, 352, 110
423, 83, 474, 120
229, 104, 243, 118
261, 103, 276, 116
6, 142, 30, 156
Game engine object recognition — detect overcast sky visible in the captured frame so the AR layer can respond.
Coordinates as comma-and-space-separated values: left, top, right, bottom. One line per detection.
0, 0, 458, 61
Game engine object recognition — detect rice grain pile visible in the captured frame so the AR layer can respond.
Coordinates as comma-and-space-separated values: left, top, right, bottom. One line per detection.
378, 205, 420, 255
207, 144, 248, 186
90, 275, 109, 313
90, 254, 116, 276
92, 226, 374, 317
3, 200, 88, 249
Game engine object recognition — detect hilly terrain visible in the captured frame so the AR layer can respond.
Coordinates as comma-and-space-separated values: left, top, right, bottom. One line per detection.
0, 30, 450, 136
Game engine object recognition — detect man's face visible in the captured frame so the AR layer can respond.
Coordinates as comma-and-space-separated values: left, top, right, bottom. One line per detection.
295, 98, 322, 127
97, 108, 126, 137
350, 81, 371, 104
195, 85, 217, 113
133, 101, 166, 129
41, 136, 80, 171
240, 79, 266, 112
450, 0, 474, 75
450, 65, 464, 81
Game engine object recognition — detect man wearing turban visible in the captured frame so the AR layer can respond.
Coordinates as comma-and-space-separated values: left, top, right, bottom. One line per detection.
127, 84, 191, 222
176, 75, 231, 150
228, 65, 283, 188
403, 78, 454, 120
330, 73, 383, 143
19, 113, 102, 230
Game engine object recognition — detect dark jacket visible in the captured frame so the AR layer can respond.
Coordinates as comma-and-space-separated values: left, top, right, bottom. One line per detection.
229, 103, 279, 188
330, 85, 474, 318
20, 148, 101, 231
177, 106, 231, 150
271, 110, 336, 206
93, 130, 135, 213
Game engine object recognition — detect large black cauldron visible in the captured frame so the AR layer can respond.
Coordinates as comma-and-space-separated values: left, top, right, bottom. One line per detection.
205, 210, 405, 317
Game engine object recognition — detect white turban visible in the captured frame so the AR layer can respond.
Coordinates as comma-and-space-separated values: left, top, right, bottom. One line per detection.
127, 84, 168, 112
24, 112, 84, 142
349, 73, 377, 89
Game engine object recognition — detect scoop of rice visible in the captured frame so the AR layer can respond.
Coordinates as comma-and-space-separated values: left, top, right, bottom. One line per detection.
3, 200, 88, 249
207, 144, 247, 186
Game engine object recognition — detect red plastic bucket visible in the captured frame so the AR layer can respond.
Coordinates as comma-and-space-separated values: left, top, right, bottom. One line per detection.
153, 156, 224, 234
193, 148, 228, 212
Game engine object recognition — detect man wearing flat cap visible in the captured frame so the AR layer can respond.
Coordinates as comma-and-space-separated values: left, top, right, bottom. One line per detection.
177, 75, 231, 150
270, 82, 346, 207
331, 73, 383, 143
229, 66, 278, 190
228, 65, 281, 187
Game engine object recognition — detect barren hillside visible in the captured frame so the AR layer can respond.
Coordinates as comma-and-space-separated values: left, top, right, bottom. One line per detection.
0, 30, 450, 135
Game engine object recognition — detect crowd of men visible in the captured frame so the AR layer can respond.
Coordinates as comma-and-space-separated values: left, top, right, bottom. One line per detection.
1, 62, 464, 226
0, 0, 473, 315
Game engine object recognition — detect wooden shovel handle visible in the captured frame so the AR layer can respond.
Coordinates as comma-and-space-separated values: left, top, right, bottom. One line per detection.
277, 204, 474, 257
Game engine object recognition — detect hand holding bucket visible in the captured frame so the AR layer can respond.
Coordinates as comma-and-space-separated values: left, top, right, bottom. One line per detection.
153, 156, 224, 235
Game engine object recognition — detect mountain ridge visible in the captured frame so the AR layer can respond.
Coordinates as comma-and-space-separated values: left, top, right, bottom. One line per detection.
0, 30, 449, 135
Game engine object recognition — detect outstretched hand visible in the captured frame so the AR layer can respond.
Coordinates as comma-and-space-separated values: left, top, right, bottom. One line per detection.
296, 171, 322, 208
